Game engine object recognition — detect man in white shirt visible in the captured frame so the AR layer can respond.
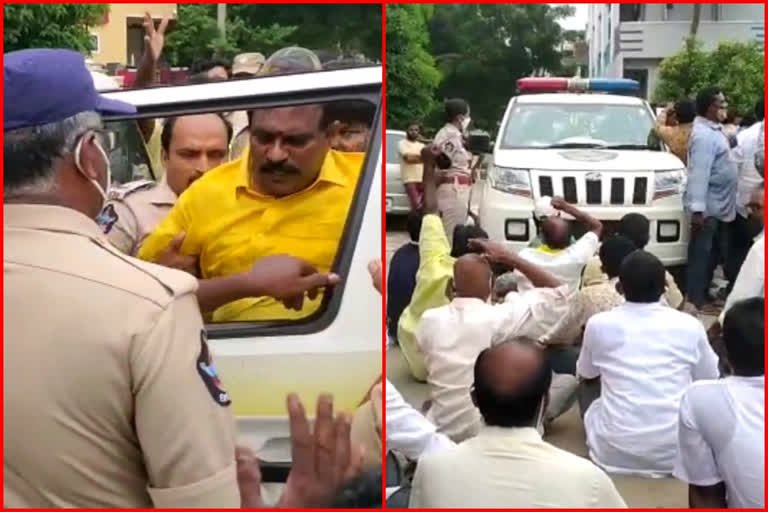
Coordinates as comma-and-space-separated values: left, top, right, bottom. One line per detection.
674, 297, 764, 509
576, 250, 720, 477
410, 341, 627, 508
417, 246, 572, 442
514, 196, 603, 293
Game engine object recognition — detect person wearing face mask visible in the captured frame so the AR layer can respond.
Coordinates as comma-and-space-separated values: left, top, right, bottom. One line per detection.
409, 341, 626, 508
432, 98, 474, 242
683, 87, 739, 315
4, 49, 362, 509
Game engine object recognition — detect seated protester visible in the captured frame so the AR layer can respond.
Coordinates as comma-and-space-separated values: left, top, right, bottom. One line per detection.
417, 250, 566, 442
98, 114, 232, 258
397, 145, 488, 381
513, 196, 603, 294
674, 297, 764, 509
386, 212, 422, 342
581, 236, 636, 316
719, 182, 764, 326
577, 250, 719, 477
582, 213, 683, 308
138, 103, 362, 322
325, 99, 376, 153
410, 342, 626, 508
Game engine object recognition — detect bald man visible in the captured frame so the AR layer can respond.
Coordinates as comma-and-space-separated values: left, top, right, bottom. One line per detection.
513, 196, 603, 294
410, 342, 626, 508
416, 246, 581, 443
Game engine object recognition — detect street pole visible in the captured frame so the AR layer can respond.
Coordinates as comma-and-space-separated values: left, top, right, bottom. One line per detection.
217, 3, 226, 39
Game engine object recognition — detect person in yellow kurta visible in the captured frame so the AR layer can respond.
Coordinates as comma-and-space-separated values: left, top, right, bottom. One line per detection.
139, 104, 363, 322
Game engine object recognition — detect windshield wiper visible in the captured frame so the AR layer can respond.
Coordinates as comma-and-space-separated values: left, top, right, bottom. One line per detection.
546, 142, 605, 149
597, 143, 656, 150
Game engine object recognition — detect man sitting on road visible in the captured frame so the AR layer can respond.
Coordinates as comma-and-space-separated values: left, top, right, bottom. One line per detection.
99, 114, 232, 258
674, 297, 764, 509
386, 212, 422, 345
581, 235, 636, 317
577, 250, 719, 477
513, 196, 603, 294
409, 341, 627, 508
139, 103, 363, 322
416, 248, 567, 442
582, 212, 684, 309
397, 144, 488, 382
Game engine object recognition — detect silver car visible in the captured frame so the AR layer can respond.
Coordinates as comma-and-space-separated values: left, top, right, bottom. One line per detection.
385, 129, 410, 215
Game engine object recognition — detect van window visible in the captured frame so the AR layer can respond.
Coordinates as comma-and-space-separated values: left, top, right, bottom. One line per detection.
500, 103, 659, 150
102, 92, 380, 336
386, 131, 404, 164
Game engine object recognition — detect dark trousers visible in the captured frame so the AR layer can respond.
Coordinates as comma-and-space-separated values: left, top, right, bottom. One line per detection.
404, 182, 423, 211
545, 345, 580, 376
729, 214, 762, 283
686, 217, 737, 307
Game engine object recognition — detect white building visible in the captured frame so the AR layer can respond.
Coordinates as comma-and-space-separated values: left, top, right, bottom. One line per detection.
587, 4, 764, 99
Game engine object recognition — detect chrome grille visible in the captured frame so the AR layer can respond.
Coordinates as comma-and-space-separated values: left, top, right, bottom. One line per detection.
535, 173, 651, 206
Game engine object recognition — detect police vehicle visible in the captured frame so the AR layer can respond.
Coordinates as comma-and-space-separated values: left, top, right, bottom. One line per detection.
478, 77, 688, 268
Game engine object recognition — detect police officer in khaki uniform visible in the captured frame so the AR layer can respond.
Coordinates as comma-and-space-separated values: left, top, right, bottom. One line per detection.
98, 113, 232, 257
4, 49, 362, 508
433, 98, 473, 243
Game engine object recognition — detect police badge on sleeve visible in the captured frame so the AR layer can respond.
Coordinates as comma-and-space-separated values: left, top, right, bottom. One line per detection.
197, 330, 231, 407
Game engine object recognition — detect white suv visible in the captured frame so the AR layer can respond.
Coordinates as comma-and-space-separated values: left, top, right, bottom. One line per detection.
478, 79, 688, 267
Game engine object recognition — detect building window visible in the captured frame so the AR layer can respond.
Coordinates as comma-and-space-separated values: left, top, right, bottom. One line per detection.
90, 33, 100, 54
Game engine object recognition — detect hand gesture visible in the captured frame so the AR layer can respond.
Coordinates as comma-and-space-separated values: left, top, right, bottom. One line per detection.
277, 394, 364, 508
156, 232, 199, 276
550, 196, 569, 211
143, 12, 169, 63
468, 238, 509, 263
235, 445, 264, 508
247, 255, 340, 311
367, 260, 382, 295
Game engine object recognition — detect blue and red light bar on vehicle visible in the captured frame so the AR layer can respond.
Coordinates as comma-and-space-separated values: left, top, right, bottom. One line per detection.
517, 77, 639, 94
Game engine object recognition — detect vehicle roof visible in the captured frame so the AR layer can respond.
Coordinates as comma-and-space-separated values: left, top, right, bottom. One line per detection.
514, 93, 645, 106
101, 66, 381, 108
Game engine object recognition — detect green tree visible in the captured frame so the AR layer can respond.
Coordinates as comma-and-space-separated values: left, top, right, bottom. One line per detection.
4, 4, 108, 54
426, 4, 572, 132
385, 4, 441, 130
653, 40, 764, 116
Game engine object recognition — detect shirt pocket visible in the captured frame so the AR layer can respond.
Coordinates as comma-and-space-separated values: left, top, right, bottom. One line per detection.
277, 221, 343, 269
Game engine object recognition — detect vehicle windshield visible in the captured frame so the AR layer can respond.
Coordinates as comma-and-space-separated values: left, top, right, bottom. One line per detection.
499, 102, 660, 150
386, 132, 404, 163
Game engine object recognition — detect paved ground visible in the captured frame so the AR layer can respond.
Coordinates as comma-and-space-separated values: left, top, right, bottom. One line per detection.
384, 213, 722, 508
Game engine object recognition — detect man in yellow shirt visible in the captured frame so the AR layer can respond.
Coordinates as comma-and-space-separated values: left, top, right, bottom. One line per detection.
139, 104, 364, 322
397, 145, 488, 381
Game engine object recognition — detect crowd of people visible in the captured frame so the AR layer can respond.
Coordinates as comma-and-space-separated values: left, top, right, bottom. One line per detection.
3, 11, 383, 508
386, 90, 764, 507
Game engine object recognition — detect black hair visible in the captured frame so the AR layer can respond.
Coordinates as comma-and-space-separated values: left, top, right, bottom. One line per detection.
444, 98, 469, 123
189, 57, 230, 77
741, 113, 757, 127
160, 114, 233, 153
407, 211, 424, 242
331, 466, 383, 508
451, 224, 488, 258
187, 72, 228, 85
323, 100, 376, 127
755, 98, 765, 122
723, 297, 764, 377
599, 235, 637, 278
619, 250, 665, 303
406, 120, 422, 130
617, 213, 650, 249
473, 344, 552, 428
696, 87, 723, 117
674, 98, 696, 124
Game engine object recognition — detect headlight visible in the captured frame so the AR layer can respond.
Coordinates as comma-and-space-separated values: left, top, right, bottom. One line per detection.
653, 169, 686, 200
489, 166, 532, 197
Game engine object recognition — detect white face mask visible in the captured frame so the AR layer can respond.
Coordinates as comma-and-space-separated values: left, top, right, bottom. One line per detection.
461, 115, 472, 131
74, 134, 111, 206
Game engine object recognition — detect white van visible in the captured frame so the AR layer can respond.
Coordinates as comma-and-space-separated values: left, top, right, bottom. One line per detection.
478, 78, 688, 268
385, 129, 409, 215
102, 67, 383, 483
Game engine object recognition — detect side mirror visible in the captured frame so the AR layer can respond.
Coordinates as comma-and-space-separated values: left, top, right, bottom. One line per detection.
467, 130, 492, 155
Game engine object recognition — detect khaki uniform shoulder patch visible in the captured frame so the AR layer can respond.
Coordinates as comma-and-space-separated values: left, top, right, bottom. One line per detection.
107, 180, 156, 201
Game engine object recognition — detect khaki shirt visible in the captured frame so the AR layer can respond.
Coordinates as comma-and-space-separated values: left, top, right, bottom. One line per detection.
655, 122, 692, 166
98, 179, 177, 256
398, 138, 425, 183
4, 204, 239, 508
433, 123, 471, 178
